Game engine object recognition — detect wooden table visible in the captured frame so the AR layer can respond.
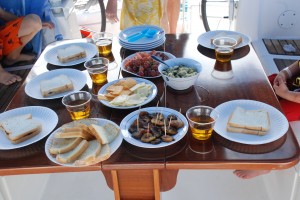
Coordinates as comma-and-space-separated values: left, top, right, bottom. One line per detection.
0, 34, 299, 200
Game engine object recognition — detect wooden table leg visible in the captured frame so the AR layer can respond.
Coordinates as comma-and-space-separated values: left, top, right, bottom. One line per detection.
102, 169, 178, 200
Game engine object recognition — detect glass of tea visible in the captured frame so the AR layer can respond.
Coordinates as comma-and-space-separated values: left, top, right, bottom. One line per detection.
186, 106, 219, 140
84, 57, 109, 84
92, 32, 113, 56
62, 91, 92, 120
211, 37, 237, 79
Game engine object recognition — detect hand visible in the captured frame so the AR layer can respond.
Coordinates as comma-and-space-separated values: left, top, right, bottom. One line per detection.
42, 22, 55, 29
105, 0, 119, 23
273, 72, 287, 86
273, 75, 289, 99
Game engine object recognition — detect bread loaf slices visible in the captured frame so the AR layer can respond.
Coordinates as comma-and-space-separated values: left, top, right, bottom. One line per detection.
226, 107, 270, 135
74, 139, 102, 166
49, 137, 83, 154
57, 45, 87, 63
211, 32, 243, 46
40, 74, 74, 97
88, 124, 119, 144
0, 113, 32, 132
56, 139, 89, 164
55, 124, 95, 141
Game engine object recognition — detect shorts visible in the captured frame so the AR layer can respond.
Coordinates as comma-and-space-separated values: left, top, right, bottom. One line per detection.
0, 17, 24, 58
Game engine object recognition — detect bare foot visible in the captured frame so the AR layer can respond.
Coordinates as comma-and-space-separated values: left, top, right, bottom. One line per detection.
3, 53, 35, 66
233, 170, 270, 179
0, 68, 22, 85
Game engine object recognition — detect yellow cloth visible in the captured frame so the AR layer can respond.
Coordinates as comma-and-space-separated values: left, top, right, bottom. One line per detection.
120, 0, 163, 30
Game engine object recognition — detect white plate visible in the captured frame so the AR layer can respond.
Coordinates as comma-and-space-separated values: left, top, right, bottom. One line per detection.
0, 106, 58, 150
121, 51, 175, 78
98, 77, 158, 109
45, 118, 123, 167
25, 69, 87, 100
197, 30, 251, 49
119, 25, 164, 45
44, 42, 98, 66
213, 100, 288, 145
120, 107, 188, 148
119, 37, 166, 51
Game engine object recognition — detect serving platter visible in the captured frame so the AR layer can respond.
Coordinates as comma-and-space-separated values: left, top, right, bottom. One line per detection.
121, 51, 176, 78
0, 106, 58, 150
44, 42, 98, 66
25, 69, 87, 100
98, 77, 158, 109
45, 118, 123, 167
197, 30, 251, 49
213, 99, 288, 145
120, 107, 188, 148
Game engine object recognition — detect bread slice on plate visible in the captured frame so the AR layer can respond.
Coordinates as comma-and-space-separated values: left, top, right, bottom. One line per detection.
226, 106, 270, 135
88, 124, 119, 144
6, 118, 42, 144
55, 124, 95, 141
49, 137, 83, 154
40, 74, 74, 97
57, 45, 87, 63
56, 139, 89, 164
74, 139, 102, 166
0, 113, 32, 131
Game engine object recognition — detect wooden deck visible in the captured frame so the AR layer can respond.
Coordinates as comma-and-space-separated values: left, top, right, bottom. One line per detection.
263, 39, 300, 56
0, 69, 30, 113
273, 58, 298, 71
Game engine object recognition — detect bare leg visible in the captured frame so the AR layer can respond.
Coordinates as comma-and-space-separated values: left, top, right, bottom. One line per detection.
106, 0, 119, 23
4, 14, 42, 65
167, 0, 180, 33
0, 66, 21, 85
233, 170, 270, 179
161, 0, 170, 33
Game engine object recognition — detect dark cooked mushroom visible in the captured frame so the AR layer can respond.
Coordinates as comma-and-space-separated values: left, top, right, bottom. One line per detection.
139, 111, 152, 123
169, 119, 184, 128
151, 112, 164, 120
150, 138, 162, 144
164, 126, 177, 135
161, 135, 174, 142
141, 132, 156, 143
150, 126, 163, 138
151, 118, 164, 126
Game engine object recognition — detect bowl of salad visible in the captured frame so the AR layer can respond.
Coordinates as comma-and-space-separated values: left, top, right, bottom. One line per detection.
158, 58, 202, 90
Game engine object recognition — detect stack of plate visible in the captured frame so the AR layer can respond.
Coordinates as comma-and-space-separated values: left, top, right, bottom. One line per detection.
118, 25, 165, 51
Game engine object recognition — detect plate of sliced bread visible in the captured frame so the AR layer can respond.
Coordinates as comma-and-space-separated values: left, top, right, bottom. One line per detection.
45, 118, 123, 167
44, 42, 98, 66
0, 106, 58, 150
197, 30, 251, 49
25, 69, 87, 100
213, 100, 288, 145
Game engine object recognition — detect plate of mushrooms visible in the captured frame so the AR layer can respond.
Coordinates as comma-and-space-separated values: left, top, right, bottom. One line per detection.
120, 107, 188, 148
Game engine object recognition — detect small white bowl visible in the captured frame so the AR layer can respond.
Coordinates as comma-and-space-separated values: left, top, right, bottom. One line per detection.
158, 58, 202, 90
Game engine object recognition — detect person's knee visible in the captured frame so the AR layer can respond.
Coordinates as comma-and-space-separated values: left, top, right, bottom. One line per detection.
24, 14, 42, 32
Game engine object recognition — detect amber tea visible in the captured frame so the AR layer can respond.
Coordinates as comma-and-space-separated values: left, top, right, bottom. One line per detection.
88, 64, 108, 84
96, 39, 112, 56
215, 47, 234, 62
189, 115, 215, 140
67, 100, 91, 120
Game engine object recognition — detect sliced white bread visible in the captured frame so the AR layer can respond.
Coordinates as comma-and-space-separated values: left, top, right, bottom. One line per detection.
0, 113, 32, 132
88, 124, 119, 144
55, 128, 94, 141
56, 139, 89, 164
227, 106, 270, 133
7, 119, 42, 144
211, 32, 243, 46
74, 139, 102, 166
57, 45, 87, 63
226, 126, 267, 136
49, 137, 83, 154
40, 74, 74, 97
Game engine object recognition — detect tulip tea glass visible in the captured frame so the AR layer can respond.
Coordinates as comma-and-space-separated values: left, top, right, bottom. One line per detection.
186, 106, 218, 140
211, 37, 237, 79
92, 32, 113, 56
84, 57, 109, 84
62, 91, 92, 120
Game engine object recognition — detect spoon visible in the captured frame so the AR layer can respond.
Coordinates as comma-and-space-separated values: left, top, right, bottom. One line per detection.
151, 55, 172, 68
